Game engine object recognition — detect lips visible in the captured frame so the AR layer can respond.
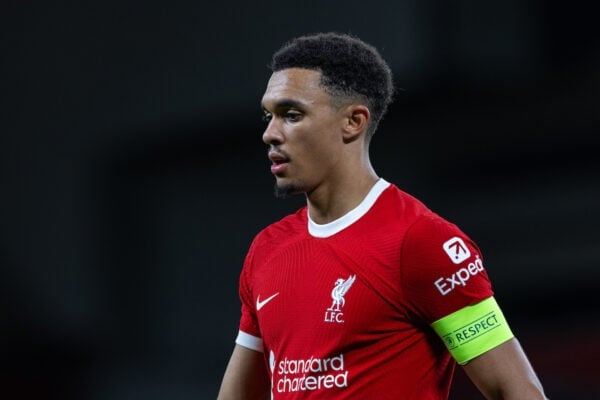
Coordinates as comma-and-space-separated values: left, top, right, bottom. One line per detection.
268, 151, 289, 175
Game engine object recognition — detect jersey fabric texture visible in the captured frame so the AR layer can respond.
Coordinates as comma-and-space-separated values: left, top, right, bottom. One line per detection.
236, 179, 495, 399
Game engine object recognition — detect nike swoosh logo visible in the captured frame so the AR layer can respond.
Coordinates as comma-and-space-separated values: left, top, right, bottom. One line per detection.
256, 292, 279, 311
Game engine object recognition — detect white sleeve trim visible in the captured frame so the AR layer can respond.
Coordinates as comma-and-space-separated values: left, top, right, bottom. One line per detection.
235, 330, 264, 352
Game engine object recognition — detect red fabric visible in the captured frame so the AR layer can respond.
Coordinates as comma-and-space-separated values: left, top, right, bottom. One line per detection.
238, 183, 493, 399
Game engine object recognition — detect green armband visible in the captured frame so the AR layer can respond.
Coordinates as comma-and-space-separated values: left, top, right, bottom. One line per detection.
430, 297, 514, 364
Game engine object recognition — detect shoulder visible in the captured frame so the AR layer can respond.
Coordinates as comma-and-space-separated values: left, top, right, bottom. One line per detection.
246, 207, 308, 262
367, 183, 434, 227
375, 182, 469, 246
399, 212, 493, 322
256, 206, 306, 241
400, 209, 482, 280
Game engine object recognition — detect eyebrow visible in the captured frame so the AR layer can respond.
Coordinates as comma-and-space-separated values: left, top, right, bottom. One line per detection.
261, 98, 306, 112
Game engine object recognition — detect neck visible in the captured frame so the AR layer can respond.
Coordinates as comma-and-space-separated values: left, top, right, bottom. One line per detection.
306, 166, 379, 225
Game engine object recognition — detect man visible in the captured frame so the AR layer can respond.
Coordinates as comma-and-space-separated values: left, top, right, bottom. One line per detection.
218, 33, 547, 399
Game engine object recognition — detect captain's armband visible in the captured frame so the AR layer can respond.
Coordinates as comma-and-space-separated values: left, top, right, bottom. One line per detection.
430, 297, 514, 364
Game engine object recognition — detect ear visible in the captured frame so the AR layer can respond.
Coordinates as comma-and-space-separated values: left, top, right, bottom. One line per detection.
342, 104, 370, 143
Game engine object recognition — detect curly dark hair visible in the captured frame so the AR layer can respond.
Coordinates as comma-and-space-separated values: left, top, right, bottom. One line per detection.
270, 32, 394, 139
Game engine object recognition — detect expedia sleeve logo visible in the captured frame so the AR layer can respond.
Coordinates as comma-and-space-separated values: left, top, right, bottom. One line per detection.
434, 255, 484, 296
435, 237, 484, 296
443, 237, 471, 264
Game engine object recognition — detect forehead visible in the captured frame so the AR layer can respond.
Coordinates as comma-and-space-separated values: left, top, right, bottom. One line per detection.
261, 68, 330, 108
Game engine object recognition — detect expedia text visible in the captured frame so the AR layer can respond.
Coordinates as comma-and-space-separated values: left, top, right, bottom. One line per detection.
434, 255, 484, 296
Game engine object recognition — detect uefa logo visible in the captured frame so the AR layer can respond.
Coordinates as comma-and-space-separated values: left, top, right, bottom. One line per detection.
443, 334, 457, 350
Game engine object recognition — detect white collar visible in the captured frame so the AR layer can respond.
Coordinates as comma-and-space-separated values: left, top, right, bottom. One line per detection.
308, 178, 390, 238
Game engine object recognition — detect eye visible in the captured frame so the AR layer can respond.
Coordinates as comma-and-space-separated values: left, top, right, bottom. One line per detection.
262, 112, 272, 123
284, 111, 303, 123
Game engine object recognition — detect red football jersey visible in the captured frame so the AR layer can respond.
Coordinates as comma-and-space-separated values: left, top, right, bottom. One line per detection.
236, 179, 494, 399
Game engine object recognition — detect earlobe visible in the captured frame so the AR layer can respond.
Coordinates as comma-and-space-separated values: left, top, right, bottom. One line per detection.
342, 105, 370, 143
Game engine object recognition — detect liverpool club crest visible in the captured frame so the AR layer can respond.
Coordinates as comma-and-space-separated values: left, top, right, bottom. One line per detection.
324, 274, 356, 323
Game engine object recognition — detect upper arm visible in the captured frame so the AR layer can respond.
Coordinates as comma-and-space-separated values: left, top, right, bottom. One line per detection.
217, 344, 270, 400
462, 338, 547, 400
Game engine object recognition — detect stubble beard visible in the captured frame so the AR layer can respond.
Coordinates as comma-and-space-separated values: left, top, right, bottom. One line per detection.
273, 181, 303, 199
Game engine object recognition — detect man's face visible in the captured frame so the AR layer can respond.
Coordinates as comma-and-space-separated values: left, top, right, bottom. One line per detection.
261, 68, 345, 197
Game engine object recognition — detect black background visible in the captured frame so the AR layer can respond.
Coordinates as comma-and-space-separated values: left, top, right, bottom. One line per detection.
1, 1, 599, 398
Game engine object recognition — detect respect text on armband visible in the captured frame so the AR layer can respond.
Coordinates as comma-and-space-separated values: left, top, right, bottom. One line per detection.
434, 255, 484, 296
441, 311, 501, 350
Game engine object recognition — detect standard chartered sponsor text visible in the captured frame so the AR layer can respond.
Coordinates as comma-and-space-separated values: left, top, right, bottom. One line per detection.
276, 353, 348, 393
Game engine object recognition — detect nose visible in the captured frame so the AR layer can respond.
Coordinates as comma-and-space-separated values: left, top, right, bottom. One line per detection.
262, 118, 284, 145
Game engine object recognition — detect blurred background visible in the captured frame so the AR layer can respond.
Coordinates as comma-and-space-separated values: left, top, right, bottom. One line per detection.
1, 1, 599, 399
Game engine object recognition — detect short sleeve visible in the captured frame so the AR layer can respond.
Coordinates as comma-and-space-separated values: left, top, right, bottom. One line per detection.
236, 240, 263, 351
400, 214, 494, 324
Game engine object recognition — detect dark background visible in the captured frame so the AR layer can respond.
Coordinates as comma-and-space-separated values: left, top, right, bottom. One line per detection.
1, 1, 599, 399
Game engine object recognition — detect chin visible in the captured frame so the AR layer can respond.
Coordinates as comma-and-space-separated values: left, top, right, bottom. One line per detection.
273, 179, 304, 198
